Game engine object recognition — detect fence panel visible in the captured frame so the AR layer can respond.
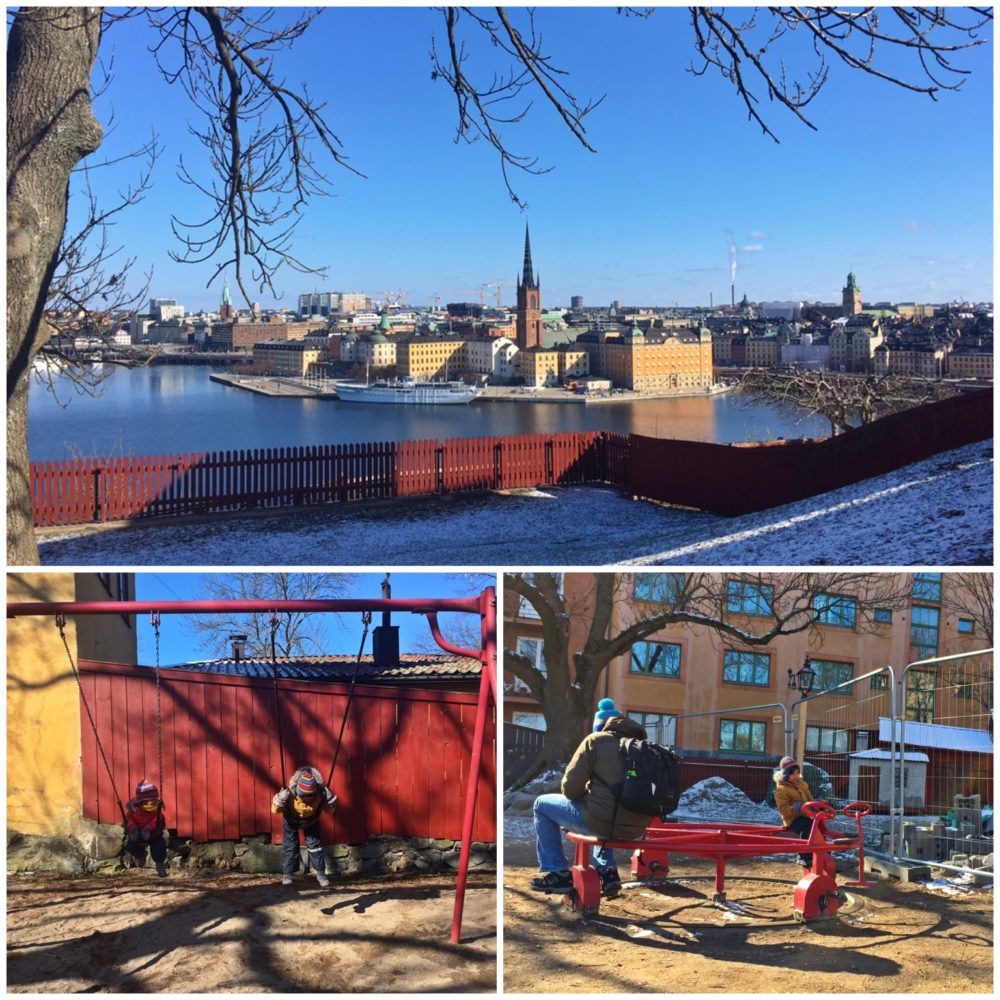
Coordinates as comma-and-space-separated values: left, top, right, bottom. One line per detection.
790, 666, 897, 850
897, 652, 993, 868
503, 723, 545, 788
77, 662, 496, 845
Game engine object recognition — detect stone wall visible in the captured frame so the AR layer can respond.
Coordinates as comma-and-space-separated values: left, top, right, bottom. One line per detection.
7, 820, 495, 878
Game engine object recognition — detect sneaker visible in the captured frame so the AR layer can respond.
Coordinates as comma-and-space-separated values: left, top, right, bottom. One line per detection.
315, 873, 330, 888
598, 866, 622, 893
281, 875, 293, 886
530, 870, 573, 893
155, 863, 168, 878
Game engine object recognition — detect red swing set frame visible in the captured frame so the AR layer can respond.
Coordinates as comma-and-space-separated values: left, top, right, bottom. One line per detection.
7, 588, 497, 945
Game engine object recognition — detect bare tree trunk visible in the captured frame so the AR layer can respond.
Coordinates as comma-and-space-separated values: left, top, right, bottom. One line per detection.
7, 7, 103, 564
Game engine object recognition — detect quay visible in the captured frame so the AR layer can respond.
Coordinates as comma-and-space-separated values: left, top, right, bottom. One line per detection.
209, 372, 734, 404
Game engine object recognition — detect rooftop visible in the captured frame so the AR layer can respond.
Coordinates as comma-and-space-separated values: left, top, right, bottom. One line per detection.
139, 653, 481, 684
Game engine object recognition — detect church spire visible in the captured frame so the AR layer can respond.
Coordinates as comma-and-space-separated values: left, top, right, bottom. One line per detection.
222, 274, 232, 307
522, 224, 535, 287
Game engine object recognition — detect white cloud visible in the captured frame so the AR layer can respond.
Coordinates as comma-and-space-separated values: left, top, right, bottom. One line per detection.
740, 244, 765, 253
902, 221, 922, 231
748, 230, 769, 239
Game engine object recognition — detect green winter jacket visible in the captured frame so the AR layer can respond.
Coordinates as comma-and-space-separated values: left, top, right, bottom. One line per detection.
561, 715, 651, 839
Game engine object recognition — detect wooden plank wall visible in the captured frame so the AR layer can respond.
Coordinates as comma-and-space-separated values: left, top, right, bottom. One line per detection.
77, 661, 496, 845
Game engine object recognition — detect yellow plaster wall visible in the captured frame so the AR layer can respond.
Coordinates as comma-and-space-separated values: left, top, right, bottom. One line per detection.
7, 573, 137, 835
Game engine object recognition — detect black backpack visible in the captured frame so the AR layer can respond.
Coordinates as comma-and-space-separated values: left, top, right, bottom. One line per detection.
616, 737, 682, 816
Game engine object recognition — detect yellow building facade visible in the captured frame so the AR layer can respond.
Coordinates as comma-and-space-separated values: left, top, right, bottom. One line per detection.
397, 338, 466, 380
7, 573, 137, 836
604, 332, 714, 390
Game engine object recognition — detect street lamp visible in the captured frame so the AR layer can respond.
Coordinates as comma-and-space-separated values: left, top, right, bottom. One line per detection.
788, 657, 816, 696
789, 657, 816, 764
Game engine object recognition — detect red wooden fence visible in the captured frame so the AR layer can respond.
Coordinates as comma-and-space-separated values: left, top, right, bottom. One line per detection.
32, 390, 989, 526
77, 661, 496, 845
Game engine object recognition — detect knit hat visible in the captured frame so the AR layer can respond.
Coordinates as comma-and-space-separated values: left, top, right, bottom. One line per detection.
135, 780, 159, 802
593, 698, 622, 732
295, 770, 319, 797
778, 757, 800, 781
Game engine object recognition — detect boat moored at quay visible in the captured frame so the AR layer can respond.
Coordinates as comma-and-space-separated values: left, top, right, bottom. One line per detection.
334, 375, 481, 404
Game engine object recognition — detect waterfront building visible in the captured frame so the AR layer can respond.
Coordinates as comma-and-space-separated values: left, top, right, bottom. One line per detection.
515, 225, 542, 350
464, 336, 519, 382
874, 343, 946, 378
210, 321, 320, 352
397, 337, 466, 381
356, 318, 398, 369
842, 271, 863, 317
599, 325, 713, 390
252, 339, 320, 376
517, 346, 590, 387
828, 320, 883, 372
947, 348, 993, 380
745, 335, 782, 368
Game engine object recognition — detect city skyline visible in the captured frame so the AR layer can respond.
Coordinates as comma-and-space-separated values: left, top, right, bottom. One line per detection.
71, 8, 992, 311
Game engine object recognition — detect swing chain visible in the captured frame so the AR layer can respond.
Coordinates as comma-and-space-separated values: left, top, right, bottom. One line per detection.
151, 611, 163, 792
327, 611, 372, 788
56, 615, 128, 829
268, 611, 287, 786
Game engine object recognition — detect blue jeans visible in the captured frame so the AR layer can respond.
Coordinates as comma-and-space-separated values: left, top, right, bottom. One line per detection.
533, 793, 617, 873
281, 818, 326, 876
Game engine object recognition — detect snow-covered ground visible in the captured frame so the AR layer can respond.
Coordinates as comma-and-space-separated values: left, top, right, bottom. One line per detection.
36, 440, 991, 566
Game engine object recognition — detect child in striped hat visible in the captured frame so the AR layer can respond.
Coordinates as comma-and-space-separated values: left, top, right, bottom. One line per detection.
124, 779, 169, 877
272, 765, 338, 887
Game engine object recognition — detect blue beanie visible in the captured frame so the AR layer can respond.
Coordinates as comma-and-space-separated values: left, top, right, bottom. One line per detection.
593, 698, 622, 732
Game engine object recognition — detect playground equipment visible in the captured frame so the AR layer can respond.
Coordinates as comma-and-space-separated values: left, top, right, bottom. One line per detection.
565, 800, 876, 922
8, 591, 496, 945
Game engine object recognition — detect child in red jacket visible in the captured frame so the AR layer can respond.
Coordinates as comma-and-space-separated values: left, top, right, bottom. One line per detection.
125, 780, 169, 877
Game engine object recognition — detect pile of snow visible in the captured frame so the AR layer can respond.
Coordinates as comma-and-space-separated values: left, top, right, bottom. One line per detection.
37, 440, 992, 565
674, 777, 780, 823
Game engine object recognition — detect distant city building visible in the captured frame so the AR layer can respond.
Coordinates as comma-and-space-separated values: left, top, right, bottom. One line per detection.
874, 343, 946, 379
571, 295, 584, 310
252, 339, 320, 376
465, 336, 519, 382
781, 333, 829, 369
149, 297, 184, 322
219, 276, 234, 323
842, 271, 862, 317
515, 225, 542, 350
947, 348, 993, 380
397, 337, 465, 381
759, 301, 803, 322
211, 321, 320, 352
299, 291, 370, 317
828, 321, 883, 373
599, 325, 713, 390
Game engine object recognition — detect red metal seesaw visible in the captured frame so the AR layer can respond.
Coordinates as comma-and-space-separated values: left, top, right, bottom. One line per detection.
564, 800, 872, 922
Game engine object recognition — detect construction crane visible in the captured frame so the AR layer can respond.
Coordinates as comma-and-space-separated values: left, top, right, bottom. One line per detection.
482, 280, 509, 308
392, 289, 411, 309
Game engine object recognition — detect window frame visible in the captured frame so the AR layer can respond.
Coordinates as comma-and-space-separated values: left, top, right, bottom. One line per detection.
909, 604, 941, 661
721, 649, 772, 688
808, 659, 855, 696
627, 710, 677, 745
725, 579, 775, 617
912, 572, 943, 603
718, 718, 768, 755
813, 592, 858, 629
633, 573, 685, 605
629, 639, 682, 679
905, 668, 937, 723
805, 724, 850, 753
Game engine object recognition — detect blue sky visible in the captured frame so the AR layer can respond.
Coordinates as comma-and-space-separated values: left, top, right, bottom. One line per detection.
76, 7, 993, 310
133, 571, 492, 664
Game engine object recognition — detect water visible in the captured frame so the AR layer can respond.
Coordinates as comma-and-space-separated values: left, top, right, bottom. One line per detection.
28, 365, 828, 462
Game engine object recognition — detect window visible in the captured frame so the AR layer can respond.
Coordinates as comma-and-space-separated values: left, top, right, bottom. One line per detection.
874, 608, 893, 624
719, 719, 767, 754
870, 673, 890, 690
957, 618, 975, 635
722, 650, 771, 687
912, 572, 942, 603
515, 572, 563, 619
507, 636, 545, 695
628, 711, 677, 745
726, 579, 774, 617
806, 725, 849, 753
809, 659, 854, 694
813, 592, 857, 628
629, 641, 681, 678
905, 669, 936, 722
910, 605, 940, 660
855, 731, 870, 751
512, 711, 546, 732
633, 573, 685, 605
